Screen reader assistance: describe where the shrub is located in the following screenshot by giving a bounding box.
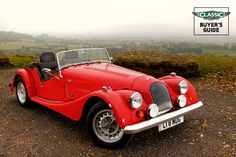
[114,52,200,77]
[0,57,14,67]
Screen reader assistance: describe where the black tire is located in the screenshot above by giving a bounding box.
[86,102,133,148]
[15,77,31,107]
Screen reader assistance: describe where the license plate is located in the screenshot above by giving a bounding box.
[158,116,184,132]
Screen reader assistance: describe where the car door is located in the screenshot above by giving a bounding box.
[31,68,66,101]
[37,72,66,101]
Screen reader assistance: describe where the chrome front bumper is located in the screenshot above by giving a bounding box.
[124,101,203,134]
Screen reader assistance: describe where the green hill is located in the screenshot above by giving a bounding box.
[0,31,33,42]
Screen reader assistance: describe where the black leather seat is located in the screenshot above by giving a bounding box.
[38,52,58,80]
[39,52,58,70]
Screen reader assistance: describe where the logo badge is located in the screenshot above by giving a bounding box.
[193,7,230,35]
[193,10,230,20]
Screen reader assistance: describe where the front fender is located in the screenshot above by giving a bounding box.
[84,89,148,128]
[159,75,199,107]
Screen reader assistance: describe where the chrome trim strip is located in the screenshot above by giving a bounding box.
[124,101,203,134]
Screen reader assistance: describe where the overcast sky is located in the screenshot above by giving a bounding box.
[0,0,235,37]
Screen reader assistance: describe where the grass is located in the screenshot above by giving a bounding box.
[0,53,37,67]
[186,55,236,81]
[203,49,236,56]
[8,55,37,67]
[0,40,93,51]
[0,40,43,50]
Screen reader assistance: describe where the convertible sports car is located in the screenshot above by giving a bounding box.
[9,48,203,148]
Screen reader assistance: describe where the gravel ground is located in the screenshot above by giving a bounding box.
[0,69,235,157]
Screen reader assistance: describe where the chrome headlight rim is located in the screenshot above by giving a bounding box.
[178,80,188,94]
[129,92,142,109]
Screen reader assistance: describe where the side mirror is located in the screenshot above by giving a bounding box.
[110,57,113,63]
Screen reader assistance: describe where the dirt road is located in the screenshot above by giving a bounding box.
[0,69,235,157]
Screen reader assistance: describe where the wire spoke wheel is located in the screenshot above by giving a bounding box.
[92,109,124,143]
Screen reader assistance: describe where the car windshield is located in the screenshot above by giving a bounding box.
[56,48,110,70]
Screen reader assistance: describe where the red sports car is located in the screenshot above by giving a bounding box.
[9,48,203,148]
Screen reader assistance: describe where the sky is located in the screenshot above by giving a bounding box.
[0,0,235,37]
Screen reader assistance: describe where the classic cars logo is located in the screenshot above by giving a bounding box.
[192,10,230,20]
[193,7,230,35]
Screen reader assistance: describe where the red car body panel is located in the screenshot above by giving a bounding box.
[10,62,199,128]
[11,68,37,97]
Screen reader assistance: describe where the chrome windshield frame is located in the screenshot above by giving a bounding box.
[56,48,111,78]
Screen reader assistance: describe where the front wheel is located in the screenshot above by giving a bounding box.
[86,102,132,148]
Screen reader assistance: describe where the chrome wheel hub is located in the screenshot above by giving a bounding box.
[16,82,26,104]
[93,109,124,143]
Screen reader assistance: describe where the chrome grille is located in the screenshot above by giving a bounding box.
[149,82,173,113]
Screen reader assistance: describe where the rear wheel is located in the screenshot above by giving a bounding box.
[16,77,31,107]
[86,102,132,148]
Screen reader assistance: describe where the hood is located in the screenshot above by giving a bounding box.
[62,63,146,90]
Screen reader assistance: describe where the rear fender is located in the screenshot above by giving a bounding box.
[10,68,36,97]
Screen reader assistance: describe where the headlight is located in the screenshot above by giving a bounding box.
[130,92,142,109]
[177,95,187,107]
[178,80,188,94]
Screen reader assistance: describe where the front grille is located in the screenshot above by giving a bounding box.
[149,82,173,113]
